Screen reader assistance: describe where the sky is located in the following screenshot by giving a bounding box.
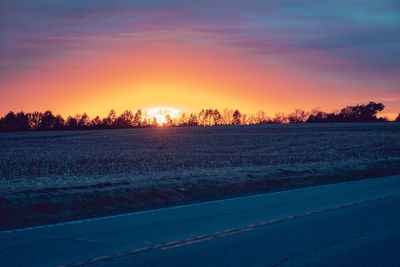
[1,0,399,118]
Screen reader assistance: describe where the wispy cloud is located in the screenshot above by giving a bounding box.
[1,0,399,81]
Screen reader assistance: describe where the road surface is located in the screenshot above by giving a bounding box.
[1,175,400,266]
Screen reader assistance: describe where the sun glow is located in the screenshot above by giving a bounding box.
[146,107,181,125]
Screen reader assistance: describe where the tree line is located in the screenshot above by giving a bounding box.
[0,101,397,132]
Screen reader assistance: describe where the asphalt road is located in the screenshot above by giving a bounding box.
[1,175,400,266]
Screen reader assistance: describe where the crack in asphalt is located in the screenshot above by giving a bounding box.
[60,193,400,267]
[272,221,400,266]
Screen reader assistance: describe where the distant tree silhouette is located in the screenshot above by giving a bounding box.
[28,112,42,129]
[53,115,65,130]
[0,101,392,132]
[396,113,400,122]
[232,110,241,125]
[345,102,384,122]
[77,113,90,129]
[66,116,77,129]
[306,111,328,123]
[273,112,287,124]
[288,109,308,123]
[204,109,212,125]
[151,117,158,127]
[198,109,206,125]
[91,116,103,129]
[39,111,57,130]
[165,114,173,127]
[247,114,257,125]
[213,109,222,125]
[194,109,223,126]
[15,112,30,131]
[115,110,133,128]
[141,117,149,127]
[103,109,116,128]
[133,109,143,127]
[188,113,199,126]
[0,111,29,131]
[307,101,385,123]
[178,113,188,126]
[221,109,233,125]
[241,114,249,125]
[256,111,268,124]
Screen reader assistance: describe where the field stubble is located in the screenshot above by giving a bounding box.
[1,123,400,230]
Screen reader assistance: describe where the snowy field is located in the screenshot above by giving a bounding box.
[1,123,400,230]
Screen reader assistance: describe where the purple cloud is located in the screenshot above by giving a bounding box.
[0,0,399,84]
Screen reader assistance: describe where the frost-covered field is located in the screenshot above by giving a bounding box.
[1,123,400,230]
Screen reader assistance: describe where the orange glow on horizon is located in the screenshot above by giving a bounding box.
[145,107,181,125]
[0,40,398,119]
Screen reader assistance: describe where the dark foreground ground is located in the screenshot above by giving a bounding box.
[0,123,400,230]
[1,175,399,266]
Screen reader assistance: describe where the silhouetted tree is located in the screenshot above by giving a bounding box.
[339,102,384,122]
[14,112,30,131]
[91,116,103,129]
[273,112,287,124]
[141,117,149,127]
[208,109,216,125]
[256,111,268,124]
[0,101,390,132]
[103,109,117,128]
[307,112,328,123]
[307,101,385,123]
[178,113,188,126]
[213,109,222,125]
[0,111,28,131]
[133,109,143,127]
[288,109,308,123]
[188,113,198,126]
[221,109,233,125]
[241,114,249,125]
[165,114,173,126]
[198,109,206,125]
[232,110,241,125]
[39,111,56,130]
[75,113,90,129]
[28,111,42,129]
[396,113,400,122]
[53,115,65,130]
[151,117,158,127]
[115,110,133,128]
[247,114,257,125]
[66,116,78,129]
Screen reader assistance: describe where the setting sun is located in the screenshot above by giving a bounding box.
[146,107,181,125]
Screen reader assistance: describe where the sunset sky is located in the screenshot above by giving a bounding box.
[1,1,399,118]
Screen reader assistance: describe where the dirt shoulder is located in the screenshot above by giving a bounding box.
[1,159,399,231]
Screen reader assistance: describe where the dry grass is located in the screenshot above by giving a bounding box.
[1,123,400,230]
